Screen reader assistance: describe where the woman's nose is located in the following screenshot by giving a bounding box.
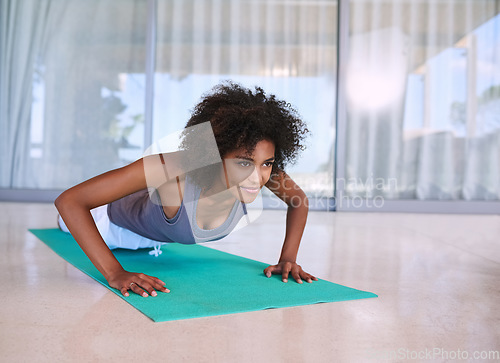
[247,167,261,184]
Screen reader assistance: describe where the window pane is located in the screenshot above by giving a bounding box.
[0,0,147,189]
[154,0,338,200]
[345,0,500,201]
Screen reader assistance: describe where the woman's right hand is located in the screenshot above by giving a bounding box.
[107,270,170,297]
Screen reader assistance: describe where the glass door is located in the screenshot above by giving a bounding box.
[336,0,500,212]
[152,0,339,209]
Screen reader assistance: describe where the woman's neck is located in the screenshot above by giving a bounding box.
[199,183,238,209]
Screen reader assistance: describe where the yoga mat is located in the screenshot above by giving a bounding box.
[30,228,377,322]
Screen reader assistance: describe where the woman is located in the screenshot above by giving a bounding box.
[55,81,317,298]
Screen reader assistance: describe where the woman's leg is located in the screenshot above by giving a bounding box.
[57,205,163,251]
[57,214,70,233]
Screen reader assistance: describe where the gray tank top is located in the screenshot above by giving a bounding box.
[107,175,247,244]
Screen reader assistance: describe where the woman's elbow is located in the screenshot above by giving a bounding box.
[287,193,309,210]
[54,192,65,212]
[301,195,309,210]
[54,190,74,213]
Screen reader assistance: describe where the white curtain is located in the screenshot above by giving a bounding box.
[0,0,146,189]
[3,0,499,202]
[154,0,338,198]
[0,1,57,188]
[346,0,500,200]
[1,0,338,197]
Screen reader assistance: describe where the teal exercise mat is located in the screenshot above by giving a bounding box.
[30,228,377,322]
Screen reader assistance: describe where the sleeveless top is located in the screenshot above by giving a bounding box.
[107,175,247,244]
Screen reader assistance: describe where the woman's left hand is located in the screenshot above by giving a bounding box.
[264,261,318,283]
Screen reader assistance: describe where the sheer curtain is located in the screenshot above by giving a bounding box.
[153,0,338,200]
[0,1,56,188]
[345,0,500,201]
[0,0,146,190]
[1,0,338,201]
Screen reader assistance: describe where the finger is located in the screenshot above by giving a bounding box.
[145,277,170,296]
[291,269,303,284]
[281,263,292,282]
[264,265,278,278]
[141,275,170,294]
[299,270,313,283]
[155,280,170,293]
[129,282,149,297]
[301,271,318,283]
[151,279,170,293]
[144,274,166,286]
[137,280,157,297]
[121,287,130,297]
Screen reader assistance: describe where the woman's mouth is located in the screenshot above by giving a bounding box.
[239,186,260,194]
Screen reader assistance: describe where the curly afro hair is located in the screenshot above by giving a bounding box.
[182,81,309,181]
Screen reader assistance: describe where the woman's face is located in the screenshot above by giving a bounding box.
[221,139,276,203]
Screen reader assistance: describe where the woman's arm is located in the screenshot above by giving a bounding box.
[263,171,318,283]
[55,154,181,297]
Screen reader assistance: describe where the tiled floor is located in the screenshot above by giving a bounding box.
[1,202,499,362]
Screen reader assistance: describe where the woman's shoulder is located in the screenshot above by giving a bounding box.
[142,150,190,188]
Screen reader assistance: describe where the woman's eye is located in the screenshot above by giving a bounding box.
[264,162,274,167]
[238,161,252,167]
